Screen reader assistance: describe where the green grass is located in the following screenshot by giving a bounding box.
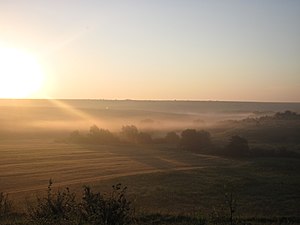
[1,139,299,224]
[93,157,299,218]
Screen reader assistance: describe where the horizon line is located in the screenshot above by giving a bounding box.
[0,98,299,104]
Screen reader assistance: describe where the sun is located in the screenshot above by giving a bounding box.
[0,47,45,98]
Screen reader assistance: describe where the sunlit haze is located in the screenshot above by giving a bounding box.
[0,0,299,101]
[0,45,45,98]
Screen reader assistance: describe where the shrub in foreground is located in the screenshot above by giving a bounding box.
[81,184,133,225]
[0,192,12,218]
[28,180,134,225]
[28,180,80,225]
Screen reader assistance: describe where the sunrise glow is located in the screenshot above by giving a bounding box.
[0,1,299,101]
[0,46,45,98]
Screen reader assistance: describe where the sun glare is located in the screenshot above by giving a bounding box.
[0,47,45,98]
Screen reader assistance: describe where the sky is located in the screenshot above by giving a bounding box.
[0,0,299,102]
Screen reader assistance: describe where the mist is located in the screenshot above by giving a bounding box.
[1,99,299,138]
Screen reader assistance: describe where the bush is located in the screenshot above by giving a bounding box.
[225,136,249,157]
[88,125,119,144]
[68,130,87,144]
[81,184,133,225]
[29,181,134,225]
[164,132,180,145]
[120,125,153,145]
[137,132,153,144]
[0,192,12,218]
[274,110,300,120]
[180,129,211,152]
[28,180,79,225]
[120,125,139,143]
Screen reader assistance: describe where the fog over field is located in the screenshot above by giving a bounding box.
[1,0,300,223]
[0,99,299,223]
[1,99,299,136]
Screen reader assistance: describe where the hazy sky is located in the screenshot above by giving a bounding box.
[0,0,299,101]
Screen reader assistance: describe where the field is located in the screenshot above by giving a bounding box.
[1,100,300,224]
[1,139,228,200]
[1,138,299,219]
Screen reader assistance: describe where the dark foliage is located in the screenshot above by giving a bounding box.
[243,111,300,123]
[68,130,87,144]
[65,123,299,159]
[0,192,12,218]
[88,125,119,144]
[274,111,300,120]
[120,125,153,145]
[180,129,212,152]
[28,180,79,225]
[28,181,134,225]
[224,136,249,157]
[228,111,300,145]
[67,125,120,145]
[137,132,153,144]
[1,181,300,225]
[164,132,180,145]
[81,184,133,225]
[120,125,139,143]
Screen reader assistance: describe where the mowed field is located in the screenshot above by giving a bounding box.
[1,138,299,218]
[0,138,228,195]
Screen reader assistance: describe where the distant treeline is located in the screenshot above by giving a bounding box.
[260,110,300,120]
[67,125,154,145]
[223,111,300,144]
[64,123,299,159]
[236,110,300,126]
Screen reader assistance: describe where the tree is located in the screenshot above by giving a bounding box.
[137,132,153,144]
[225,135,249,156]
[274,110,299,120]
[120,125,139,143]
[69,130,86,143]
[180,129,211,152]
[164,131,180,145]
[88,125,118,144]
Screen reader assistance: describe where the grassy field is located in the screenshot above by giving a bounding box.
[1,138,299,220]
[0,139,226,194]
